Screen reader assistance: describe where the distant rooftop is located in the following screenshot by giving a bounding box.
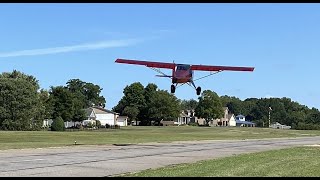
[236,120,255,125]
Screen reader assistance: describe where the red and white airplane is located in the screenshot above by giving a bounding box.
[115,58,254,95]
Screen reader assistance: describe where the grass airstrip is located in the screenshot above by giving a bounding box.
[1,126,320,177]
[0,126,320,150]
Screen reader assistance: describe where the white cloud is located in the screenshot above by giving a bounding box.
[0,38,142,58]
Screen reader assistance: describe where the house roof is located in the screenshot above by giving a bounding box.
[85,106,117,116]
[236,120,255,125]
[118,115,128,118]
[85,108,94,117]
[236,114,245,118]
[227,114,234,120]
[93,106,117,114]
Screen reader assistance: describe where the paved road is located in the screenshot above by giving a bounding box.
[0,136,320,177]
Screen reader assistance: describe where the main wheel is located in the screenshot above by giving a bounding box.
[196,86,201,95]
[171,84,176,93]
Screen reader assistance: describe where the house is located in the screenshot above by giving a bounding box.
[236,115,246,121]
[84,106,118,126]
[235,114,255,127]
[270,122,291,129]
[116,115,128,126]
[174,110,194,125]
[210,107,236,127]
[43,106,122,128]
[174,110,206,125]
[63,106,118,128]
[175,107,235,126]
[228,114,236,126]
[236,120,255,127]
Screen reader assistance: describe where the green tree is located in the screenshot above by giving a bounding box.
[51,116,65,131]
[180,99,198,111]
[66,79,106,108]
[147,90,180,125]
[112,97,127,114]
[112,82,146,118]
[123,106,140,125]
[139,83,158,123]
[195,90,224,125]
[0,70,43,130]
[220,95,244,115]
[83,82,106,108]
[39,89,53,120]
[49,86,74,122]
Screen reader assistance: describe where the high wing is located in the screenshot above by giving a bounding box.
[191,64,254,72]
[115,58,176,69]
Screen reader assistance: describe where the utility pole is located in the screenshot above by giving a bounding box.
[268,106,272,128]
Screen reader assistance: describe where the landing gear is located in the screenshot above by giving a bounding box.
[190,80,201,95]
[171,84,176,93]
[196,86,201,95]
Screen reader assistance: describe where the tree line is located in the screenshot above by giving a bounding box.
[0,70,105,130]
[0,70,319,131]
[113,82,320,130]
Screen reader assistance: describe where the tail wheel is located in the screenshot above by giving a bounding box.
[196,86,201,95]
[171,84,176,93]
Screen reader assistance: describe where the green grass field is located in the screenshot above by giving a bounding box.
[0,126,320,150]
[121,146,320,177]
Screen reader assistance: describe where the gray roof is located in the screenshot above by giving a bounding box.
[93,106,117,114]
[85,106,117,116]
[85,108,94,117]
[236,115,245,118]
[236,120,255,125]
[227,114,234,120]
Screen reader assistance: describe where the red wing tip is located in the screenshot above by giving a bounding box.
[115,58,128,63]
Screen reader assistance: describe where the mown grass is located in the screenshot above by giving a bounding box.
[121,146,320,177]
[0,126,320,150]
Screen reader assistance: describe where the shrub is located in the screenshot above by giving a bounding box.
[51,117,65,131]
[96,120,101,128]
[105,124,110,128]
[188,122,199,126]
[76,124,83,130]
[87,122,93,128]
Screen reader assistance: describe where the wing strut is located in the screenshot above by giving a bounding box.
[193,70,223,82]
[149,67,172,82]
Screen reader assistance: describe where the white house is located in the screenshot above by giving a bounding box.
[236,115,246,121]
[175,107,236,126]
[85,106,117,126]
[235,114,255,127]
[211,107,236,127]
[175,110,194,125]
[43,106,120,128]
[116,115,128,126]
[228,114,236,126]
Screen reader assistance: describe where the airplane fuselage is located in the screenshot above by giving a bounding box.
[172,64,193,84]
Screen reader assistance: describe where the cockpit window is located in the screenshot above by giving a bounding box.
[177,65,189,70]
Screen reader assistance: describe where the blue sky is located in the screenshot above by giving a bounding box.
[0,3,319,110]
